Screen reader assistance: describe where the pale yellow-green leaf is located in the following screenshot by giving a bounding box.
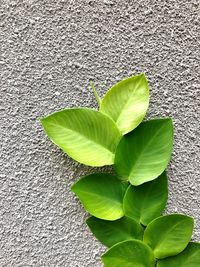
[41,108,121,166]
[100,73,149,135]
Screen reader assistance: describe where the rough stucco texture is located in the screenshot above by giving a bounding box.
[0,0,199,266]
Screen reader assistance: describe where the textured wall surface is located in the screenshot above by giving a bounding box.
[0,0,199,266]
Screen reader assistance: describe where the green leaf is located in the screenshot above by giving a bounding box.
[86,216,144,247]
[157,242,200,267]
[101,240,155,267]
[71,173,128,220]
[143,214,194,259]
[41,108,121,167]
[115,118,173,185]
[100,73,149,135]
[123,172,168,226]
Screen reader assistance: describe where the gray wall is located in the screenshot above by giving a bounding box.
[1,0,199,266]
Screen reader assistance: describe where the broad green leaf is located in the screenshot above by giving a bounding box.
[71,173,128,220]
[143,214,194,259]
[102,240,155,267]
[86,216,144,247]
[100,73,149,135]
[115,118,173,185]
[41,108,121,167]
[123,172,168,226]
[157,242,200,267]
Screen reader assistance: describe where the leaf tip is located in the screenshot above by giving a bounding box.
[139,72,146,78]
[85,217,92,226]
[137,73,148,83]
[39,116,45,124]
[70,183,77,193]
[162,117,173,125]
[85,217,89,224]
[39,114,50,126]
[189,216,195,225]
[39,116,49,131]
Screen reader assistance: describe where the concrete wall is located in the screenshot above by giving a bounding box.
[1,0,199,266]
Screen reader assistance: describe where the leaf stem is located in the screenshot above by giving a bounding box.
[89,80,102,108]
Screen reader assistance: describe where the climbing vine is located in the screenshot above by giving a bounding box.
[41,74,200,266]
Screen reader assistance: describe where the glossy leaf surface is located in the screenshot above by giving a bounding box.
[100,74,149,135]
[157,242,200,267]
[71,173,128,220]
[86,216,144,247]
[102,240,155,267]
[115,119,173,185]
[123,172,168,225]
[143,214,194,259]
[41,108,121,167]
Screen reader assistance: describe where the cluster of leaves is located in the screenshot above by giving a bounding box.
[41,74,200,266]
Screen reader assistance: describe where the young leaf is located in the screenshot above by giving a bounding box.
[143,214,194,259]
[100,73,149,135]
[101,240,155,267]
[115,118,173,185]
[41,108,121,167]
[86,216,144,247]
[71,173,128,221]
[123,172,168,226]
[157,242,200,267]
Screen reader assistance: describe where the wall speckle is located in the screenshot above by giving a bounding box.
[0,0,199,266]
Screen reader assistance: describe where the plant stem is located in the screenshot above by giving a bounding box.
[89,80,102,108]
